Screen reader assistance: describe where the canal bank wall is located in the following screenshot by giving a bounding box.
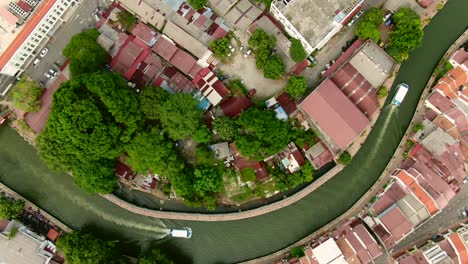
[102,164,344,221]
[0,182,72,232]
[243,27,468,264]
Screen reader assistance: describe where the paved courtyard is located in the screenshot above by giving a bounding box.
[218,53,287,100]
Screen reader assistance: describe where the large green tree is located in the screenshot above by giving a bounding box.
[0,197,24,220]
[235,108,291,160]
[63,29,108,76]
[193,166,222,197]
[263,54,285,79]
[126,127,185,177]
[355,8,384,42]
[138,86,169,120]
[188,0,207,10]
[249,28,276,50]
[56,232,123,264]
[285,75,307,98]
[159,93,204,140]
[213,116,239,141]
[11,76,43,112]
[210,37,231,59]
[290,39,307,62]
[138,249,173,264]
[36,72,142,193]
[388,8,423,62]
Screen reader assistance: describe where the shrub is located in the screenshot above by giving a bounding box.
[210,37,231,59]
[290,247,305,258]
[377,86,388,98]
[338,151,352,165]
[285,75,307,98]
[412,123,424,133]
[12,76,43,112]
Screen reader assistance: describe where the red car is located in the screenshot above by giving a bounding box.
[247,89,256,98]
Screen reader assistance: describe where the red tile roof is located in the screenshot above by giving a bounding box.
[447,233,468,264]
[152,36,178,61]
[418,0,433,7]
[378,206,413,243]
[0,0,58,71]
[169,49,197,75]
[434,67,468,103]
[300,79,369,151]
[229,143,269,180]
[371,182,408,215]
[47,228,61,242]
[426,91,457,113]
[131,22,158,45]
[115,161,134,180]
[277,92,297,115]
[18,0,32,12]
[450,48,468,66]
[219,96,253,117]
[293,60,310,75]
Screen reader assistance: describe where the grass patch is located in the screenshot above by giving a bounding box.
[14,119,34,135]
[229,79,248,96]
[433,60,453,85]
[231,186,253,203]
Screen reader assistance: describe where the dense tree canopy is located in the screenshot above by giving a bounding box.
[192,125,213,144]
[210,37,231,59]
[126,127,185,176]
[138,249,173,264]
[12,76,43,112]
[138,86,169,120]
[273,162,314,191]
[188,0,207,10]
[387,8,423,62]
[249,29,285,79]
[0,197,24,220]
[159,93,204,140]
[36,72,142,193]
[63,29,108,76]
[235,108,291,160]
[57,232,122,264]
[263,54,285,79]
[213,116,239,141]
[193,166,222,198]
[355,8,384,42]
[290,39,307,62]
[249,28,276,50]
[285,75,307,98]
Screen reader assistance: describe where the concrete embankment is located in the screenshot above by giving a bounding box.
[102,165,344,221]
[0,182,72,232]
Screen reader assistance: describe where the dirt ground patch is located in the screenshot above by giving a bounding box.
[218,53,287,100]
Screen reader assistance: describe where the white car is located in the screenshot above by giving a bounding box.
[244,49,252,57]
[347,18,356,27]
[355,10,364,19]
[44,72,52,78]
[33,59,41,68]
[228,44,235,52]
[40,48,48,57]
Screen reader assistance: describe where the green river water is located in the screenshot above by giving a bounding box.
[0,1,467,263]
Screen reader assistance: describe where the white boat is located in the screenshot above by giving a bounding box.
[169,227,192,239]
[392,83,409,106]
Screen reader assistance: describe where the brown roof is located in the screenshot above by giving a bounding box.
[152,36,178,61]
[372,182,408,215]
[219,96,253,117]
[300,79,369,151]
[450,48,468,66]
[169,49,198,75]
[378,206,413,242]
[131,21,158,45]
[276,92,297,115]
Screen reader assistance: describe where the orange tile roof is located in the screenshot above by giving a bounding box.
[434,67,468,103]
[448,233,468,264]
[395,170,439,215]
[0,0,57,71]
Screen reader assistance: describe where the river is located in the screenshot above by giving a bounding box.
[0,1,467,263]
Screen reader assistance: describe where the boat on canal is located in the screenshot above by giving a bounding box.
[169,227,192,239]
[392,83,409,106]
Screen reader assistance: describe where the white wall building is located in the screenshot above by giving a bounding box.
[0,0,79,77]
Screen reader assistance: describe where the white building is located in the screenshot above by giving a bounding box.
[270,0,363,54]
[0,0,79,78]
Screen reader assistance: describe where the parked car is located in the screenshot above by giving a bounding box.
[247,89,256,98]
[240,46,245,51]
[385,18,393,27]
[53,62,61,71]
[39,81,46,87]
[325,63,331,69]
[462,210,467,218]
[383,12,393,22]
[40,48,48,57]
[44,72,52,78]
[228,44,235,52]
[92,12,100,22]
[244,49,252,57]
[354,10,364,19]
[463,178,468,184]
[219,75,229,81]
[49,69,57,76]
[33,58,41,68]
[347,18,356,27]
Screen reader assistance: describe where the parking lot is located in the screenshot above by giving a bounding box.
[25,0,112,87]
[219,51,287,100]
